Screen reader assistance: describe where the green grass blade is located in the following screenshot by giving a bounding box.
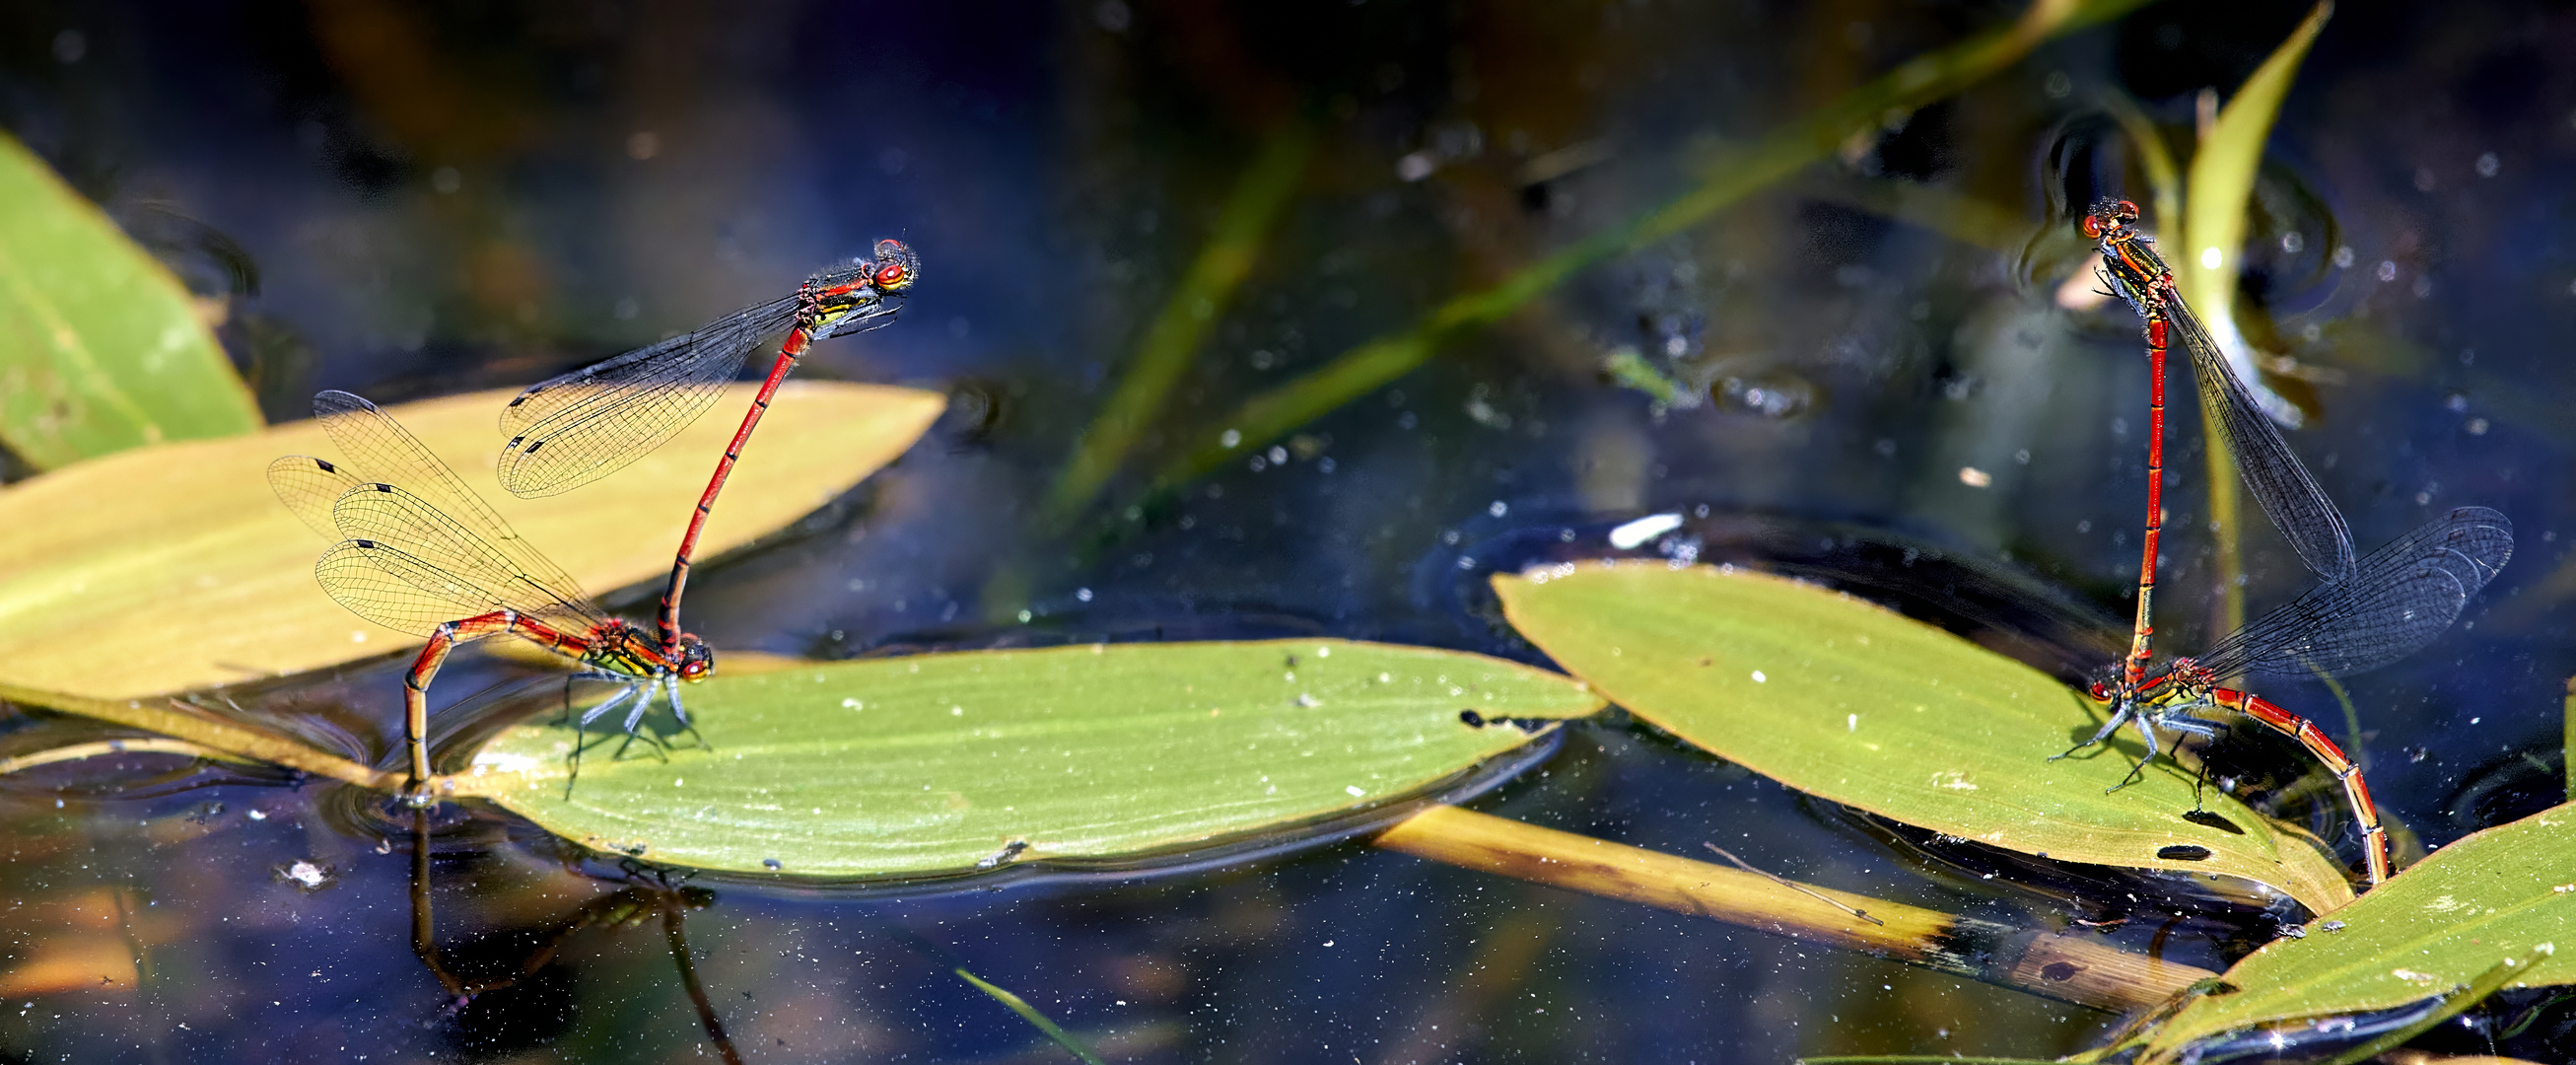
[2180,2,2331,323]
[953,967,1110,1065]
[2179,2,2332,635]
[1042,123,1315,528]
[1138,0,2151,507]
[0,132,263,468]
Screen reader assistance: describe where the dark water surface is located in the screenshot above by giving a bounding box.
[4,1,2575,1060]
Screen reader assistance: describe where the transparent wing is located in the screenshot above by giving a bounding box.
[315,538,524,638]
[310,390,590,604]
[328,481,601,632]
[2193,506,2513,681]
[493,296,799,498]
[2165,297,2358,583]
[266,455,364,539]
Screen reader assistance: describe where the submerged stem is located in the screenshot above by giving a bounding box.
[1376,805,2213,1013]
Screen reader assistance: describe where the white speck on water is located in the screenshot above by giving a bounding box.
[246,809,268,820]
[280,860,331,889]
[1957,466,1990,488]
[1608,513,1684,549]
[1488,501,1508,518]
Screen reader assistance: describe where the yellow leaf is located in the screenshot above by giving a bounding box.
[0,381,943,701]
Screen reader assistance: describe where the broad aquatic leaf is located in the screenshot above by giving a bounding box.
[448,640,1603,879]
[0,381,943,701]
[1494,561,2355,914]
[2140,802,2576,1057]
[0,132,263,467]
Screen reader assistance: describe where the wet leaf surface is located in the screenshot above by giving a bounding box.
[2142,802,2576,1058]
[0,382,944,701]
[453,640,1603,879]
[0,132,263,467]
[1494,561,2355,914]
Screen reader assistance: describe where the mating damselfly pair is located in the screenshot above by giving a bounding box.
[272,242,919,800]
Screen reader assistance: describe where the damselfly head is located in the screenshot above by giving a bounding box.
[2080,198,2140,240]
[673,635,714,681]
[869,238,920,293]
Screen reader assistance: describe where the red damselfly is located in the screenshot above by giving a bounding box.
[494,241,920,654]
[270,390,712,800]
[2058,505,2512,886]
[2081,199,2356,691]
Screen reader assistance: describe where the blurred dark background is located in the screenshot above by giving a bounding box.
[5,0,2576,1060]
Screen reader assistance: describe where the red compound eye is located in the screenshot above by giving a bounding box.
[2079,215,2107,240]
[873,261,909,288]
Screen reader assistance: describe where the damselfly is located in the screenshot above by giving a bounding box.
[2060,505,2512,886]
[272,390,711,800]
[494,241,921,655]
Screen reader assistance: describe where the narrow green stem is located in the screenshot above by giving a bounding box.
[953,966,1109,1065]
[1042,123,1315,528]
[1133,0,2149,510]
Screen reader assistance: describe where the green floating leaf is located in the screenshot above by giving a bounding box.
[0,131,263,468]
[2140,802,2576,1057]
[0,382,943,703]
[1494,561,2354,914]
[452,640,1604,879]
